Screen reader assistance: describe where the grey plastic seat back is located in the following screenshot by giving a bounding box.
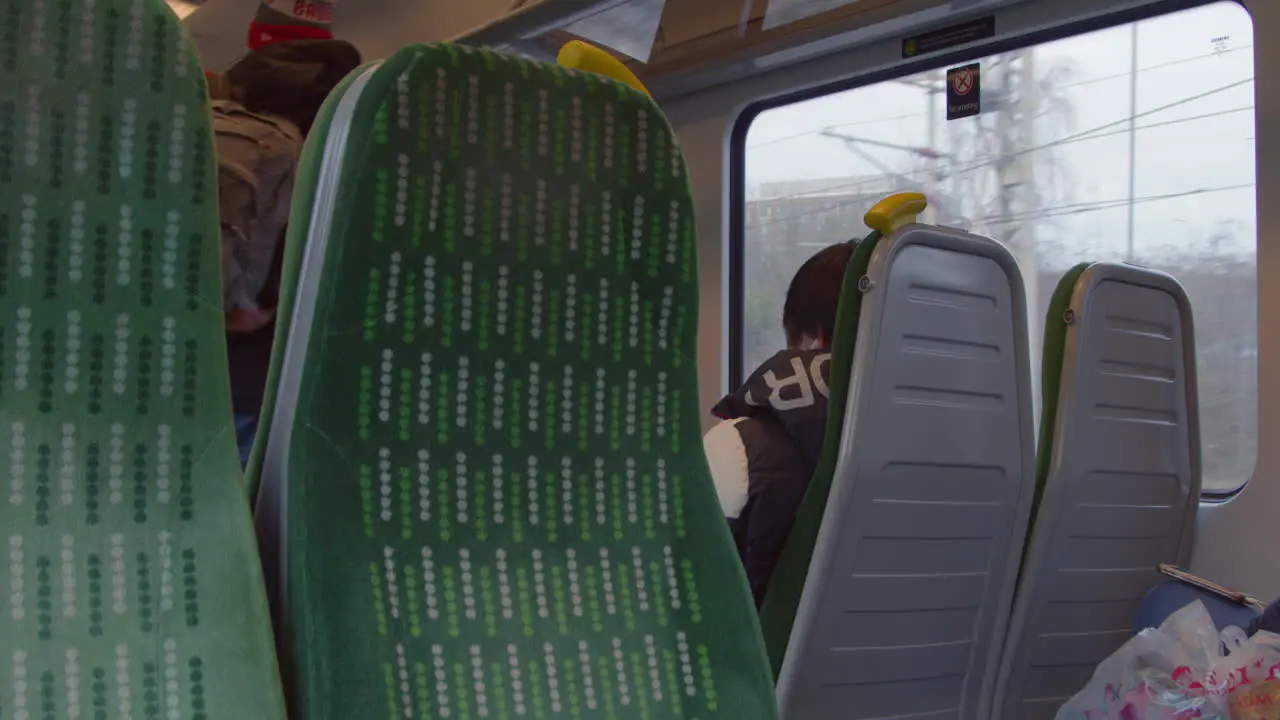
[777,225,1037,720]
[994,262,1200,720]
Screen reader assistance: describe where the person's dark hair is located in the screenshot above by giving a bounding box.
[782,242,856,349]
[224,39,362,135]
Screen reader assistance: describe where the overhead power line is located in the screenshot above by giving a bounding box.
[747,112,921,150]
[744,76,1253,225]
[747,183,1254,244]
[747,170,1253,234]
[745,43,1252,151]
[973,182,1255,227]
[942,77,1253,181]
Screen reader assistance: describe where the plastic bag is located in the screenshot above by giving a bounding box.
[1217,628,1280,718]
[1056,601,1280,719]
[1232,678,1280,719]
[1055,601,1232,719]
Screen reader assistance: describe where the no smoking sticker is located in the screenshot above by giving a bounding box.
[946,63,981,120]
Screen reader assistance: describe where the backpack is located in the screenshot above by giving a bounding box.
[222,39,362,135]
[213,99,303,313]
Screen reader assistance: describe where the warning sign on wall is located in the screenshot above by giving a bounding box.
[946,63,981,121]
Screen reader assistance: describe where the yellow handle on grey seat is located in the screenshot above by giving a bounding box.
[557,40,650,97]
[864,192,928,234]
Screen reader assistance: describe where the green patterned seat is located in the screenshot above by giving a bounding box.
[250,44,778,717]
[0,0,288,718]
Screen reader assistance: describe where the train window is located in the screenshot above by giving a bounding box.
[737,1,1255,494]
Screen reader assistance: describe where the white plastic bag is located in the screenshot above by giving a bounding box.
[1215,628,1280,718]
[1055,601,1232,720]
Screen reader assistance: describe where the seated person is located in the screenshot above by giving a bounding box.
[1251,597,1280,636]
[703,242,854,606]
[210,35,362,466]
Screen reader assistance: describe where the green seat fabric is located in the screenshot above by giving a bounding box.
[1030,262,1090,532]
[0,1,288,718]
[252,44,778,718]
[757,231,881,678]
[244,61,376,500]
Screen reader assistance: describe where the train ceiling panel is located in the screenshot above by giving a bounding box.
[177,0,1029,84]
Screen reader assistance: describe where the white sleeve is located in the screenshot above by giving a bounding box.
[702,418,750,520]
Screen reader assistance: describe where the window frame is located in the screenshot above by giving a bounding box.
[727,0,1254,499]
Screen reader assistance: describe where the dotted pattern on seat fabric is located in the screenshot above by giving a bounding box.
[273,45,777,718]
[0,0,289,717]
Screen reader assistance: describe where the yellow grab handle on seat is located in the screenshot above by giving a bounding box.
[557,40,650,97]
[864,192,928,234]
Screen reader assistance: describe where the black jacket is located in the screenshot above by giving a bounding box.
[704,349,831,607]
